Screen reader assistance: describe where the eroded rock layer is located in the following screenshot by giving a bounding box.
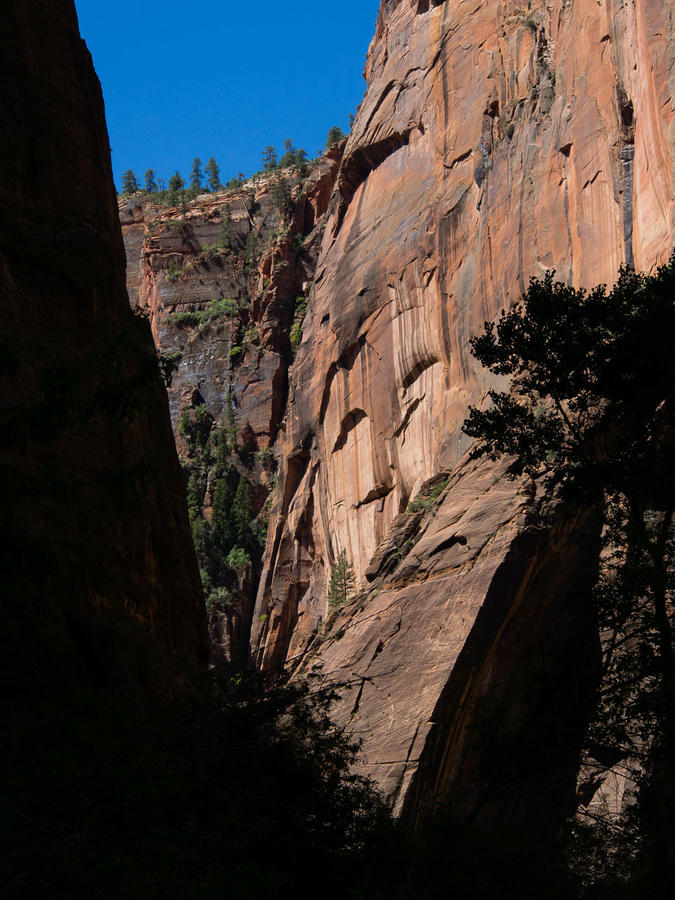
[0,0,207,694]
[124,151,342,664]
[251,0,674,820]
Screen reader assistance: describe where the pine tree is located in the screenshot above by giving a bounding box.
[261,146,278,171]
[168,171,185,208]
[168,171,184,194]
[232,478,253,546]
[325,126,345,150]
[328,549,355,610]
[144,168,157,193]
[205,156,220,192]
[190,157,203,192]
[273,176,293,220]
[279,139,296,168]
[121,169,139,195]
[210,475,235,570]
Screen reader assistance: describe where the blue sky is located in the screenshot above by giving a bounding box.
[74,0,381,190]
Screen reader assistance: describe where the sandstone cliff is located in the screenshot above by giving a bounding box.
[117,0,674,841]
[0,0,207,695]
[247,0,673,828]
[124,151,343,665]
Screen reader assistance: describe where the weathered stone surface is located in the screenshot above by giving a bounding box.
[0,0,207,694]
[119,195,161,305]
[130,154,342,441]
[121,154,344,665]
[251,0,674,822]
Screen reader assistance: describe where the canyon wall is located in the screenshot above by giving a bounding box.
[248,0,674,825]
[126,151,343,664]
[0,0,207,697]
[118,0,674,834]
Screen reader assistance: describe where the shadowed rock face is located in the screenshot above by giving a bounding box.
[249,0,673,823]
[0,0,207,695]
[120,153,343,667]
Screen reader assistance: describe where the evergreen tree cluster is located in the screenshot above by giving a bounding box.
[119,155,224,201]
[118,124,348,202]
[179,399,265,611]
[262,138,309,172]
[328,549,355,610]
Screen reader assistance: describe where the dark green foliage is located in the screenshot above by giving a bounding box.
[407,477,448,513]
[1,672,402,899]
[168,170,185,193]
[261,145,278,171]
[180,407,262,602]
[463,256,675,895]
[210,474,235,564]
[325,126,345,149]
[279,139,309,170]
[168,170,186,207]
[279,138,296,168]
[463,259,675,499]
[290,296,307,355]
[227,545,250,569]
[232,478,253,545]
[328,549,355,610]
[226,172,247,190]
[245,228,257,273]
[205,156,221,192]
[157,350,180,386]
[166,298,239,329]
[179,403,213,449]
[143,168,157,192]
[273,175,294,220]
[167,309,200,327]
[165,259,182,282]
[121,168,139,195]
[190,156,203,193]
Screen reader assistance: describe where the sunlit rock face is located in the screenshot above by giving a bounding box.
[0,0,208,694]
[250,0,673,821]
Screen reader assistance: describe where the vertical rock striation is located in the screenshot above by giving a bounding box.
[0,0,207,696]
[250,0,674,824]
[121,153,343,666]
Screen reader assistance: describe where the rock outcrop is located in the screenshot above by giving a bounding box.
[248,0,674,827]
[115,0,673,838]
[124,151,343,665]
[0,0,207,696]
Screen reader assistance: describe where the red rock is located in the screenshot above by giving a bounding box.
[251,0,673,827]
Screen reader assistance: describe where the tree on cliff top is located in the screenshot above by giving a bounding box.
[167,170,186,209]
[262,145,278,171]
[143,168,157,193]
[190,157,203,193]
[120,168,139,195]
[325,126,345,149]
[463,255,675,894]
[205,156,220,192]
